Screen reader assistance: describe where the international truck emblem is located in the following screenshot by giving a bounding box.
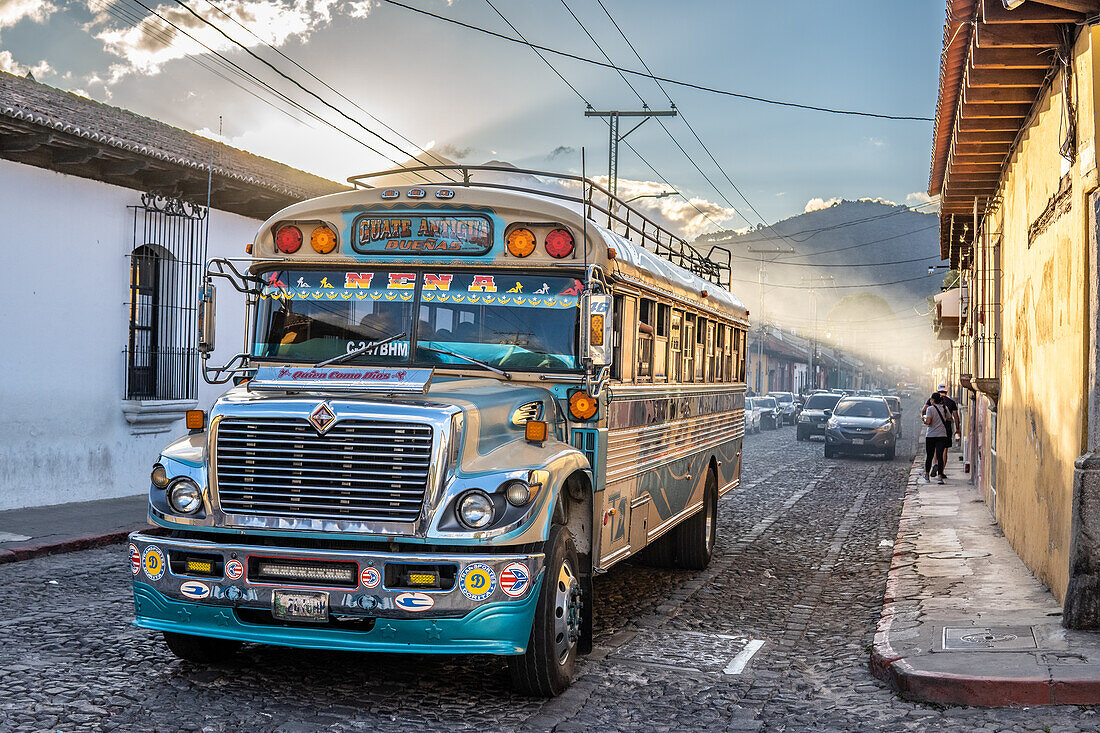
[309,403,336,434]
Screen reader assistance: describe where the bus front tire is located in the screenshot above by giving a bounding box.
[509,524,581,697]
[670,470,718,571]
[162,631,241,664]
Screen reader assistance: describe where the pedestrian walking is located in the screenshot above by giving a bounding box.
[923,392,951,484]
[922,383,962,478]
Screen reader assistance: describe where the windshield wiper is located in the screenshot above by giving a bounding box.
[420,346,511,379]
[317,332,406,367]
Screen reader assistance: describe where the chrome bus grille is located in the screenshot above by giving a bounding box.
[215,417,433,523]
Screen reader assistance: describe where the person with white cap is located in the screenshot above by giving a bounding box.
[922,383,962,479]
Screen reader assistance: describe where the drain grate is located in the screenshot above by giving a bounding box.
[941,626,1038,651]
[610,630,764,674]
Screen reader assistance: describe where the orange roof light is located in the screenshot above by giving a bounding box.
[525,420,548,443]
[507,228,536,257]
[185,410,205,430]
[310,225,337,254]
[569,391,598,420]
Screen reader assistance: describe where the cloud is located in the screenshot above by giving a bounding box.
[858,196,897,206]
[548,145,577,159]
[0,0,57,30]
[83,0,372,81]
[0,50,51,78]
[605,177,739,239]
[436,143,472,160]
[804,197,841,213]
[907,191,940,211]
[866,137,886,148]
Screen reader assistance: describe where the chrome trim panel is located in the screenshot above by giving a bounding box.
[605,410,741,485]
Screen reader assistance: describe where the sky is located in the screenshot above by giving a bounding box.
[0,0,945,238]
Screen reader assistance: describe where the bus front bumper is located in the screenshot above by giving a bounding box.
[129,531,543,655]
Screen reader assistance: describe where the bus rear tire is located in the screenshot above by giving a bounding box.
[509,524,581,697]
[670,470,718,571]
[162,631,241,664]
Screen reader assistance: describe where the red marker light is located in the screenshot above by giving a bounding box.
[275,225,303,254]
[545,228,574,259]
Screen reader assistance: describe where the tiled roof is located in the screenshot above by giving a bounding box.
[0,71,348,217]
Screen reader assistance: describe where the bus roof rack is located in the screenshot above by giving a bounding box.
[347,165,732,289]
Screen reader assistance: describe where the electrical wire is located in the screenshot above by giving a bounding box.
[382,0,934,121]
[730,271,939,290]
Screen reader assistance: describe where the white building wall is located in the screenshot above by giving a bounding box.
[0,159,259,510]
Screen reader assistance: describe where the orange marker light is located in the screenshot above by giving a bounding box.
[507,228,536,257]
[525,420,548,443]
[569,392,598,420]
[310,225,337,254]
[185,410,205,430]
[590,314,604,346]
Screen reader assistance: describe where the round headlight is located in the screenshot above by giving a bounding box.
[151,463,169,488]
[458,490,494,529]
[168,479,203,514]
[504,480,532,507]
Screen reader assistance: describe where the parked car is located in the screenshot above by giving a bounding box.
[744,397,762,434]
[796,392,844,441]
[881,395,903,436]
[824,397,897,460]
[767,391,797,425]
[755,396,780,430]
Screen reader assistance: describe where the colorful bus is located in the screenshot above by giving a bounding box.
[128,166,748,696]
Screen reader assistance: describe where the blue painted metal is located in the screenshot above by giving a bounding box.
[132,579,541,656]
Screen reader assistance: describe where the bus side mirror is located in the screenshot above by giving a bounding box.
[582,293,613,368]
[198,283,216,355]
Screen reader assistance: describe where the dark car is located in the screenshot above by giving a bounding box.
[880,395,903,436]
[796,392,843,441]
[767,391,797,425]
[755,396,780,430]
[824,397,896,460]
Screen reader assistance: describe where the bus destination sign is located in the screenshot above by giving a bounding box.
[352,214,492,256]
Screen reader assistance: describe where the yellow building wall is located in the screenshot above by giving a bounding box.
[992,30,1097,602]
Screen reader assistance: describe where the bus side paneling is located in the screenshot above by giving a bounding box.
[596,385,744,569]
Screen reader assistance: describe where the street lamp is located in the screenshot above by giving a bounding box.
[624,191,676,203]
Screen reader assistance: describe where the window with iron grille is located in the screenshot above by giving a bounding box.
[975,230,1001,383]
[124,193,207,401]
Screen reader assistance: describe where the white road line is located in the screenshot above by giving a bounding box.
[723,639,765,675]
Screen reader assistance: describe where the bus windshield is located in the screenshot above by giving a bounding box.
[253,269,583,371]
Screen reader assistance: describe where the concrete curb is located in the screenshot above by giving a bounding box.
[0,526,146,565]
[869,455,1100,706]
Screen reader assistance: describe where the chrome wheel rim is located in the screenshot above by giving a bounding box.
[552,558,581,666]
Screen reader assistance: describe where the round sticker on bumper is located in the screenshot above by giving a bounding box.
[500,562,531,597]
[459,563,496,602]
[394,592,434,612]
[180,581,210,599]
[129,544,141,576]
[224,559,243,580]
[361,566,381,589]
[142,545,165,582]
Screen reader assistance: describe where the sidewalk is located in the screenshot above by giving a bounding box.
[0,494,148,563]
[871,449,1100,706]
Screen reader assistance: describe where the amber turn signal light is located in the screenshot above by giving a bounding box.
[525,420,548,443]
[590,314,604,346]
[506,227,536,257]
[185,410,205,430]
[310,225,337,254]
[569,391,598,420]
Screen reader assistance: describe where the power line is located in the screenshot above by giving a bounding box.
[169,0,443,181]
[382,0,934,122]
[199,0,453,171]
[730,271,939,290]
[734,254,938,269]
[483,0,729,234]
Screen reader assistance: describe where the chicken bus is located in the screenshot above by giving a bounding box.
[128,166,748,696]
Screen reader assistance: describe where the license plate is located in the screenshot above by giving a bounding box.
[272,590,329,623]
[816,422,825,427]
[851,438,864,445]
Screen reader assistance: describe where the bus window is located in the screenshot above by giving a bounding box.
[654,302,670,381]
[669,310,682,382]
[714,324,725,382]
[683,314,695,382]
[723,325,734,383]
[638,299,655,381]
[737,328,747,382]
[706,321,716,382]
[694,317,706,382]
[613,294,637,382]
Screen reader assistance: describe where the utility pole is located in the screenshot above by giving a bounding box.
[800,275,835,392]
[584,107,677,199]
[747,246,792,393]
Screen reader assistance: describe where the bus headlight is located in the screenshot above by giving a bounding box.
[457,490,494,529]
[504,480,533,507]
[168,478,203,514]
[151,463,169,488]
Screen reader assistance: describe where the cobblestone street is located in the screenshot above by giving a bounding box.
[2,404,1096,731]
